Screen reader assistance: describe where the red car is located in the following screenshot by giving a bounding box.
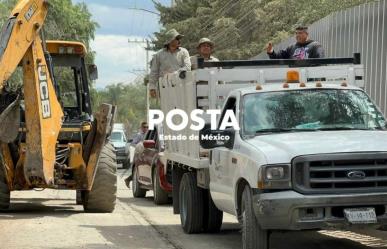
[131,125,172,205]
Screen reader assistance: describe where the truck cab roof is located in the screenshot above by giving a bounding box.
[236,82,362,96]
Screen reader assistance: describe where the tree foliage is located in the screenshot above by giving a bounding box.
[0,0,97,54]
[91,80,149,134]
[153,0,374,59]
[0,0,98,102]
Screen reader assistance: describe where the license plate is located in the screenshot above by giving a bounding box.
[344,208,377,224]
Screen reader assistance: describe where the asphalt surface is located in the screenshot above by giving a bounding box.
[0,168,387,249]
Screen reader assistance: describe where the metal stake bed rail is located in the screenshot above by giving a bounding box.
[198,53,361,68]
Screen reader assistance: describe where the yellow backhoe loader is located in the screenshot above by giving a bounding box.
[0,0,117,212]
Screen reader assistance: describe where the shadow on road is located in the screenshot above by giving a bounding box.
[80,224,175,249]
[118,196,172,208]
[0,197,82,219]
[73,223,387,249]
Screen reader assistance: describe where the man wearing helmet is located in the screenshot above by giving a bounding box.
[190,37,219,70]
[149,29,191,98]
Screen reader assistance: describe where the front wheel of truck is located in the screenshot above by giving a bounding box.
[241,186,269,249]
[203,190,223,233]
[179,172,204,233]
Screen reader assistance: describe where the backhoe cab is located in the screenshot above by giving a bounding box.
[0,0,117,213]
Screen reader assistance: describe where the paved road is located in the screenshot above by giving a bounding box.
[1,169,387,249]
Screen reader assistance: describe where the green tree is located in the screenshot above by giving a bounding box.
[92,80,148,135]
[153,0,375,59]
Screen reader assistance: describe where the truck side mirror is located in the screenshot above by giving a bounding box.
[199,128,235,149]
[88,64,98,81]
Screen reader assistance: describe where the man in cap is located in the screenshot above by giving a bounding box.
[190,38,219,70]
[266,26,325,59]
[149,29,191,98]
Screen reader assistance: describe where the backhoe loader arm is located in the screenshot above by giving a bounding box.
[0,0,63,186]
[0,0,46,85]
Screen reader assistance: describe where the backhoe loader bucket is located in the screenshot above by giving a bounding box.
[0,93,19,143]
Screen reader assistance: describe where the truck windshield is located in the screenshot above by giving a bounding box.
[243,89,386,135]
[111,131,124,142]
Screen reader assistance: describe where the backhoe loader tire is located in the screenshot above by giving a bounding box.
[122,159,131,169]
[83,143,117,213]
[0,164,10,211]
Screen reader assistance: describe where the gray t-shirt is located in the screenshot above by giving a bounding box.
[149,47,191,91]
[131,131,146,145]
[190,55,219,70]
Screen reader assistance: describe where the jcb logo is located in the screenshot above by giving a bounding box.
[24,2,37,21]
[38,66,51,119]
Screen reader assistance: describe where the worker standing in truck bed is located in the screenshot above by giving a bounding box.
[149,29,191,99]
[190,38,219,70]
[266,26,325,59]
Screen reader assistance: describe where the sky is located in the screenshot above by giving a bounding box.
[71,0,171,88]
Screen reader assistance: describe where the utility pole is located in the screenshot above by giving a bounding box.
[171,0,176,7]
[128,38,152,119]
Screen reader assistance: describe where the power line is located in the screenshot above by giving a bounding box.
[212,2,262,48]
[210,2,255,41]
[200,0,240,33]
[128,38,153,118]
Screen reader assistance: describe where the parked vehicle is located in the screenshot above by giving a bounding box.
[131,125,172,205]
[111,129,131,169]
[158,55,387,248]
[113,123,125,131]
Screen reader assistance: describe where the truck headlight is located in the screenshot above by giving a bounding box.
[258,164,291,189]
[266,166,285,180]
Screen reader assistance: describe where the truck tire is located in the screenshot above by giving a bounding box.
[132,165,146,198]
[153,166,169,205]
[122,158,131,169]
[76,190,83,205]
[241,186,269,249]
[0,164,10,211]
[83,143,117,213]
[179,172,204,234]
[76,190,88,205]
[203,190,223,233]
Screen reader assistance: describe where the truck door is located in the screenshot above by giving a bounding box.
[138,129,157,186]
[210,96,238,214]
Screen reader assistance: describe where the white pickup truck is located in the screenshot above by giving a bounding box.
[158,55,387,249]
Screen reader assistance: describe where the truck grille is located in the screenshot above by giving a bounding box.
[293,153,387,194]
[115,147,126,156]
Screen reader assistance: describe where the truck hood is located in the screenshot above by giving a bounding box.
[245,131,387,164]
[111,141,127,148]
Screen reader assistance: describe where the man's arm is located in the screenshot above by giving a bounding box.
[131,133,141,146]
[266,42,291,59]
[268,48,291,59]
[149,54,160,91]
[190,55,197,70]
[313,42,325,58]
[179,48,192,72]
